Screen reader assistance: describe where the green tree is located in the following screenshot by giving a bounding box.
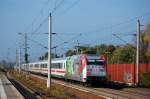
[78,46,90,53]
[144,22,150,62]
[107,44,116,52]
[109,45,135,64]
[140,23,150,63]
[140,32,149,63]
[39,52,57,60]
[145,22,150,41]
[95,44,108,54]
[145,49,150,61]
[65,50,76,56]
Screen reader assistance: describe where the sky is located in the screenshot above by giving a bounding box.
[0,0,150,62]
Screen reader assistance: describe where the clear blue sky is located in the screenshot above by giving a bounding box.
[0,0,150,62]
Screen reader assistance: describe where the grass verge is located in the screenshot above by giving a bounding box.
[9,70,77,99]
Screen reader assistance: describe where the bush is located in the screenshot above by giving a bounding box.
[141,72,150,88]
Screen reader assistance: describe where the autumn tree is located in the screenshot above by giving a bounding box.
[139,32,149,63]
[39,52,58,60]
[109,45,135,64]
[65,49,76,56]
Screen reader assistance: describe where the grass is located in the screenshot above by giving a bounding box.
[9,70,77,99]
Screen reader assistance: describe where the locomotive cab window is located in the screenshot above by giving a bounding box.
[87,60,105,65]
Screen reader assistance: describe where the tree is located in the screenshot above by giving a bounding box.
[39,52,58,60]
[130,21,150,63]
[145,49,150,61]
[78,46,91,54]
[144,22,150,62]
[138,32,149,63]
[107,44,116,52]
[132,22,150,63]
[65,50,76,56]
[109,45,135,64]
[95,44,107,54]
[145,22,150,39]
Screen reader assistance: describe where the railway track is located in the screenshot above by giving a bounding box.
[30,73,150,99]
[122,88,150,96]
[94,88,150,99]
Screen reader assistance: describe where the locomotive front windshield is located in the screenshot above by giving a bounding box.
[87,59,105,65]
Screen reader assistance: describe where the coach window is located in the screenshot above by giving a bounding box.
[40,64,42,68]
[52,63,62,69]
[56,63,60,68]
[59,63,63,69]
[35,64,39,68]
[41,64,47,68]
[51,63,55,68]
[42,64,45,68]
[44,64,47,68]
[30,64,33,68]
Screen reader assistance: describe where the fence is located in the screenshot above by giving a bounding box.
[107,64,150,85]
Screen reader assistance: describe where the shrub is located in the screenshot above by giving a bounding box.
[140,72,150,88]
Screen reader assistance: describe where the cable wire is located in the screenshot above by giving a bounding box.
[25,0,51,33]
[84,12,150,34]
[51,0,65,14]
[57,0,80,16]
[31,15,49,35]
[27,37,48,49]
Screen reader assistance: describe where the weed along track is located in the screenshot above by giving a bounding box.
[9,71,104,99]
[9,70,150,99]
[27,72,150,99]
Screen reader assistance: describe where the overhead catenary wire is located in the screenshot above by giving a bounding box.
[26,3,150,59]
[27,37,48,49]
[31,5,150,36]
[31,16,49,35]
[28,0,80,36]
[54,11,150,50]
[31,0,65,35]
[24,31,83,58]
[40,11,150,54]
[53,32,82,45]
[31,0,150,37]
[25,0,51,33]
[56,0,80,16]
[54,33,82,48]
[27,35,64,50]
[72,12,150,47]
[84,12,150,35]
[31,0,81,36]
[51,0,65,14]
[112,33,136,48]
